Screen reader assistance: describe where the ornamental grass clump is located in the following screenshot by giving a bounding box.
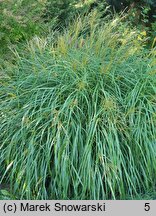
[0,13,156,199]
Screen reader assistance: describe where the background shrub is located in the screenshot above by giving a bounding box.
[0,0,47,61]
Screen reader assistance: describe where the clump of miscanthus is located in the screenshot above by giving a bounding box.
[0,12,156,199]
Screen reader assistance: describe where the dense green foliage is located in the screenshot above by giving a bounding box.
[43,0,156,47]
[0,0,155,59]
[43,0,78,28]
[0,14,156,199]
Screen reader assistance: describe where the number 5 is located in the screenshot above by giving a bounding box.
[144,203,150,211]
